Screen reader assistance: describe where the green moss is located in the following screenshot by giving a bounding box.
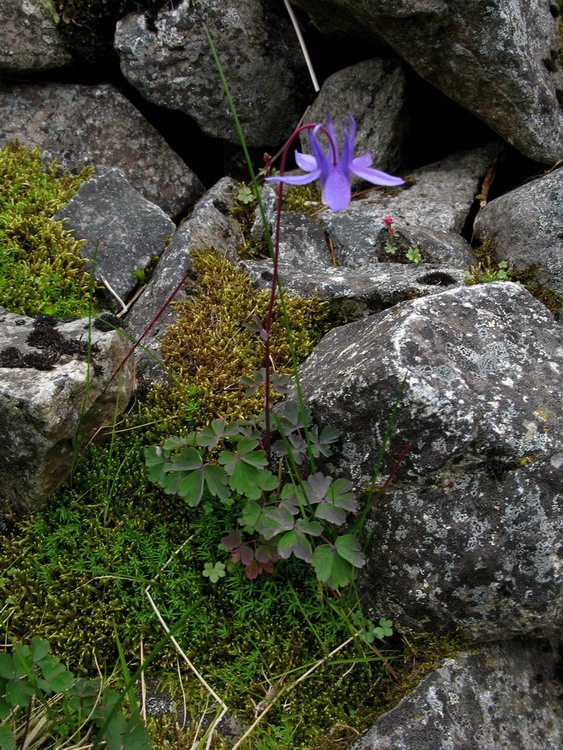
[0,142,94,317]
[149,248,343,427]
[467,238,563,317]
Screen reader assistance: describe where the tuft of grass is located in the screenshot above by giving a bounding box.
[0,142,94,318]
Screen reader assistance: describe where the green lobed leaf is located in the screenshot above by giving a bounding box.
[30,637,50,664]
[5,678,34,707]
[177,469,204,506]
[203,463,230,501]
[335,534,365,568]
[164,447,202,472]
[0,725,16,750]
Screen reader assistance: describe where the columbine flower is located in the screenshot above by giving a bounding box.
[266,114,404,211]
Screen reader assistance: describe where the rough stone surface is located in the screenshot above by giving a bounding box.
[126,177,243,383]
[0,0,73,72]
[0,81,204,218]
[252,210,331,268]
[55,168,176,313]
[243,259,466,318]
[0,311,134,514]
[351,639,563,750]
[292,0,563,164]
[300,58,410,177]
[474,167,563,304]
[332,222,475,270]
[288,283,562,640]
[318,144,496,240]
[115,0,307,147]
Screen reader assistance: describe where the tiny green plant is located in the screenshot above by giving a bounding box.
[383,215,398,254]
[406,247,422,264]
[0,637,151,750]
[465,259,511,284]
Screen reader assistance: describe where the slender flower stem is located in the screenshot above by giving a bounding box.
[262,125,336,454]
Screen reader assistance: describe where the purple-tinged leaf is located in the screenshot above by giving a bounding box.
[221,530,242,549]
[295,518,323,536]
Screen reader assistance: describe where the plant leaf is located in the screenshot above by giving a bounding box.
[335,535,365,568]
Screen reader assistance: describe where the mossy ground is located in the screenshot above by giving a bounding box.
[0,176,471,746]
[0,142,93,318]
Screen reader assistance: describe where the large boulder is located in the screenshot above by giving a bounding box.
[474,166,563,307]
[0,0,73,72]
[352,639,562,749]
[0,312,134,515]
[55,168,176,314]
[287,282,562,641]
[0,81,204,218]
[301,58,410,176]
[291,0,563,164]
[115,0,307,147]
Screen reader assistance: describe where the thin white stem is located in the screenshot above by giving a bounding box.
[283,0,320,92]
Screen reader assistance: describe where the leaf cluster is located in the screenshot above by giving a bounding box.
[145,393,366,588]
[0,637,150,750]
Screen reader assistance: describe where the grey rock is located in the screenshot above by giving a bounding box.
[288,283,562,640]
[318,144,497,239]
[115,0,306,147]
[0,0,73,72]
[55,168,176,314]
[126,177,243,383]
[251,210,331,268]
[331,222,475,270]
[243,259,465,317]
[0,312,134,514]
[352,640,563,750]
[300,58,410,178]
[474,167,563,305]
[0,81,204,218]
[292,0,563,164]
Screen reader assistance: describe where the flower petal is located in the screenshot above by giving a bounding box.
[265,170,321,186]
[340,114,356,172]
[322,167,351,211]
[295,151,318,171]
[351,151,372,169]
[351,163,405,187]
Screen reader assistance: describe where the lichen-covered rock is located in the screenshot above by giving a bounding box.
[292,0,563,164]
[115,0,307,147]
[243,259,465,317]
[288,282,562,640]
[352,640,563,749]
[474,167,563,306]
[0,311,134,514]
[0,81,204,218]
[126,177,243,383]
[318,144,496,240]
[301,58,409,177]
[55,168,176,313]
[0,0,73,72]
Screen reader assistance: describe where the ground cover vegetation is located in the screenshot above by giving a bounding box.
[0,138,472,747]
[0,143,93,318]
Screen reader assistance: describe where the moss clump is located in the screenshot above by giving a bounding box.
[467,238,562,317]
[0,142,94,318]
[149,248,342,427]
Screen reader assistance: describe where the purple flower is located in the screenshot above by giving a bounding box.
[266,114,404,211]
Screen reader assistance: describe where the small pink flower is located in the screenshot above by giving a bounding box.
[383,215,395,226]
[388,228,396,235]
